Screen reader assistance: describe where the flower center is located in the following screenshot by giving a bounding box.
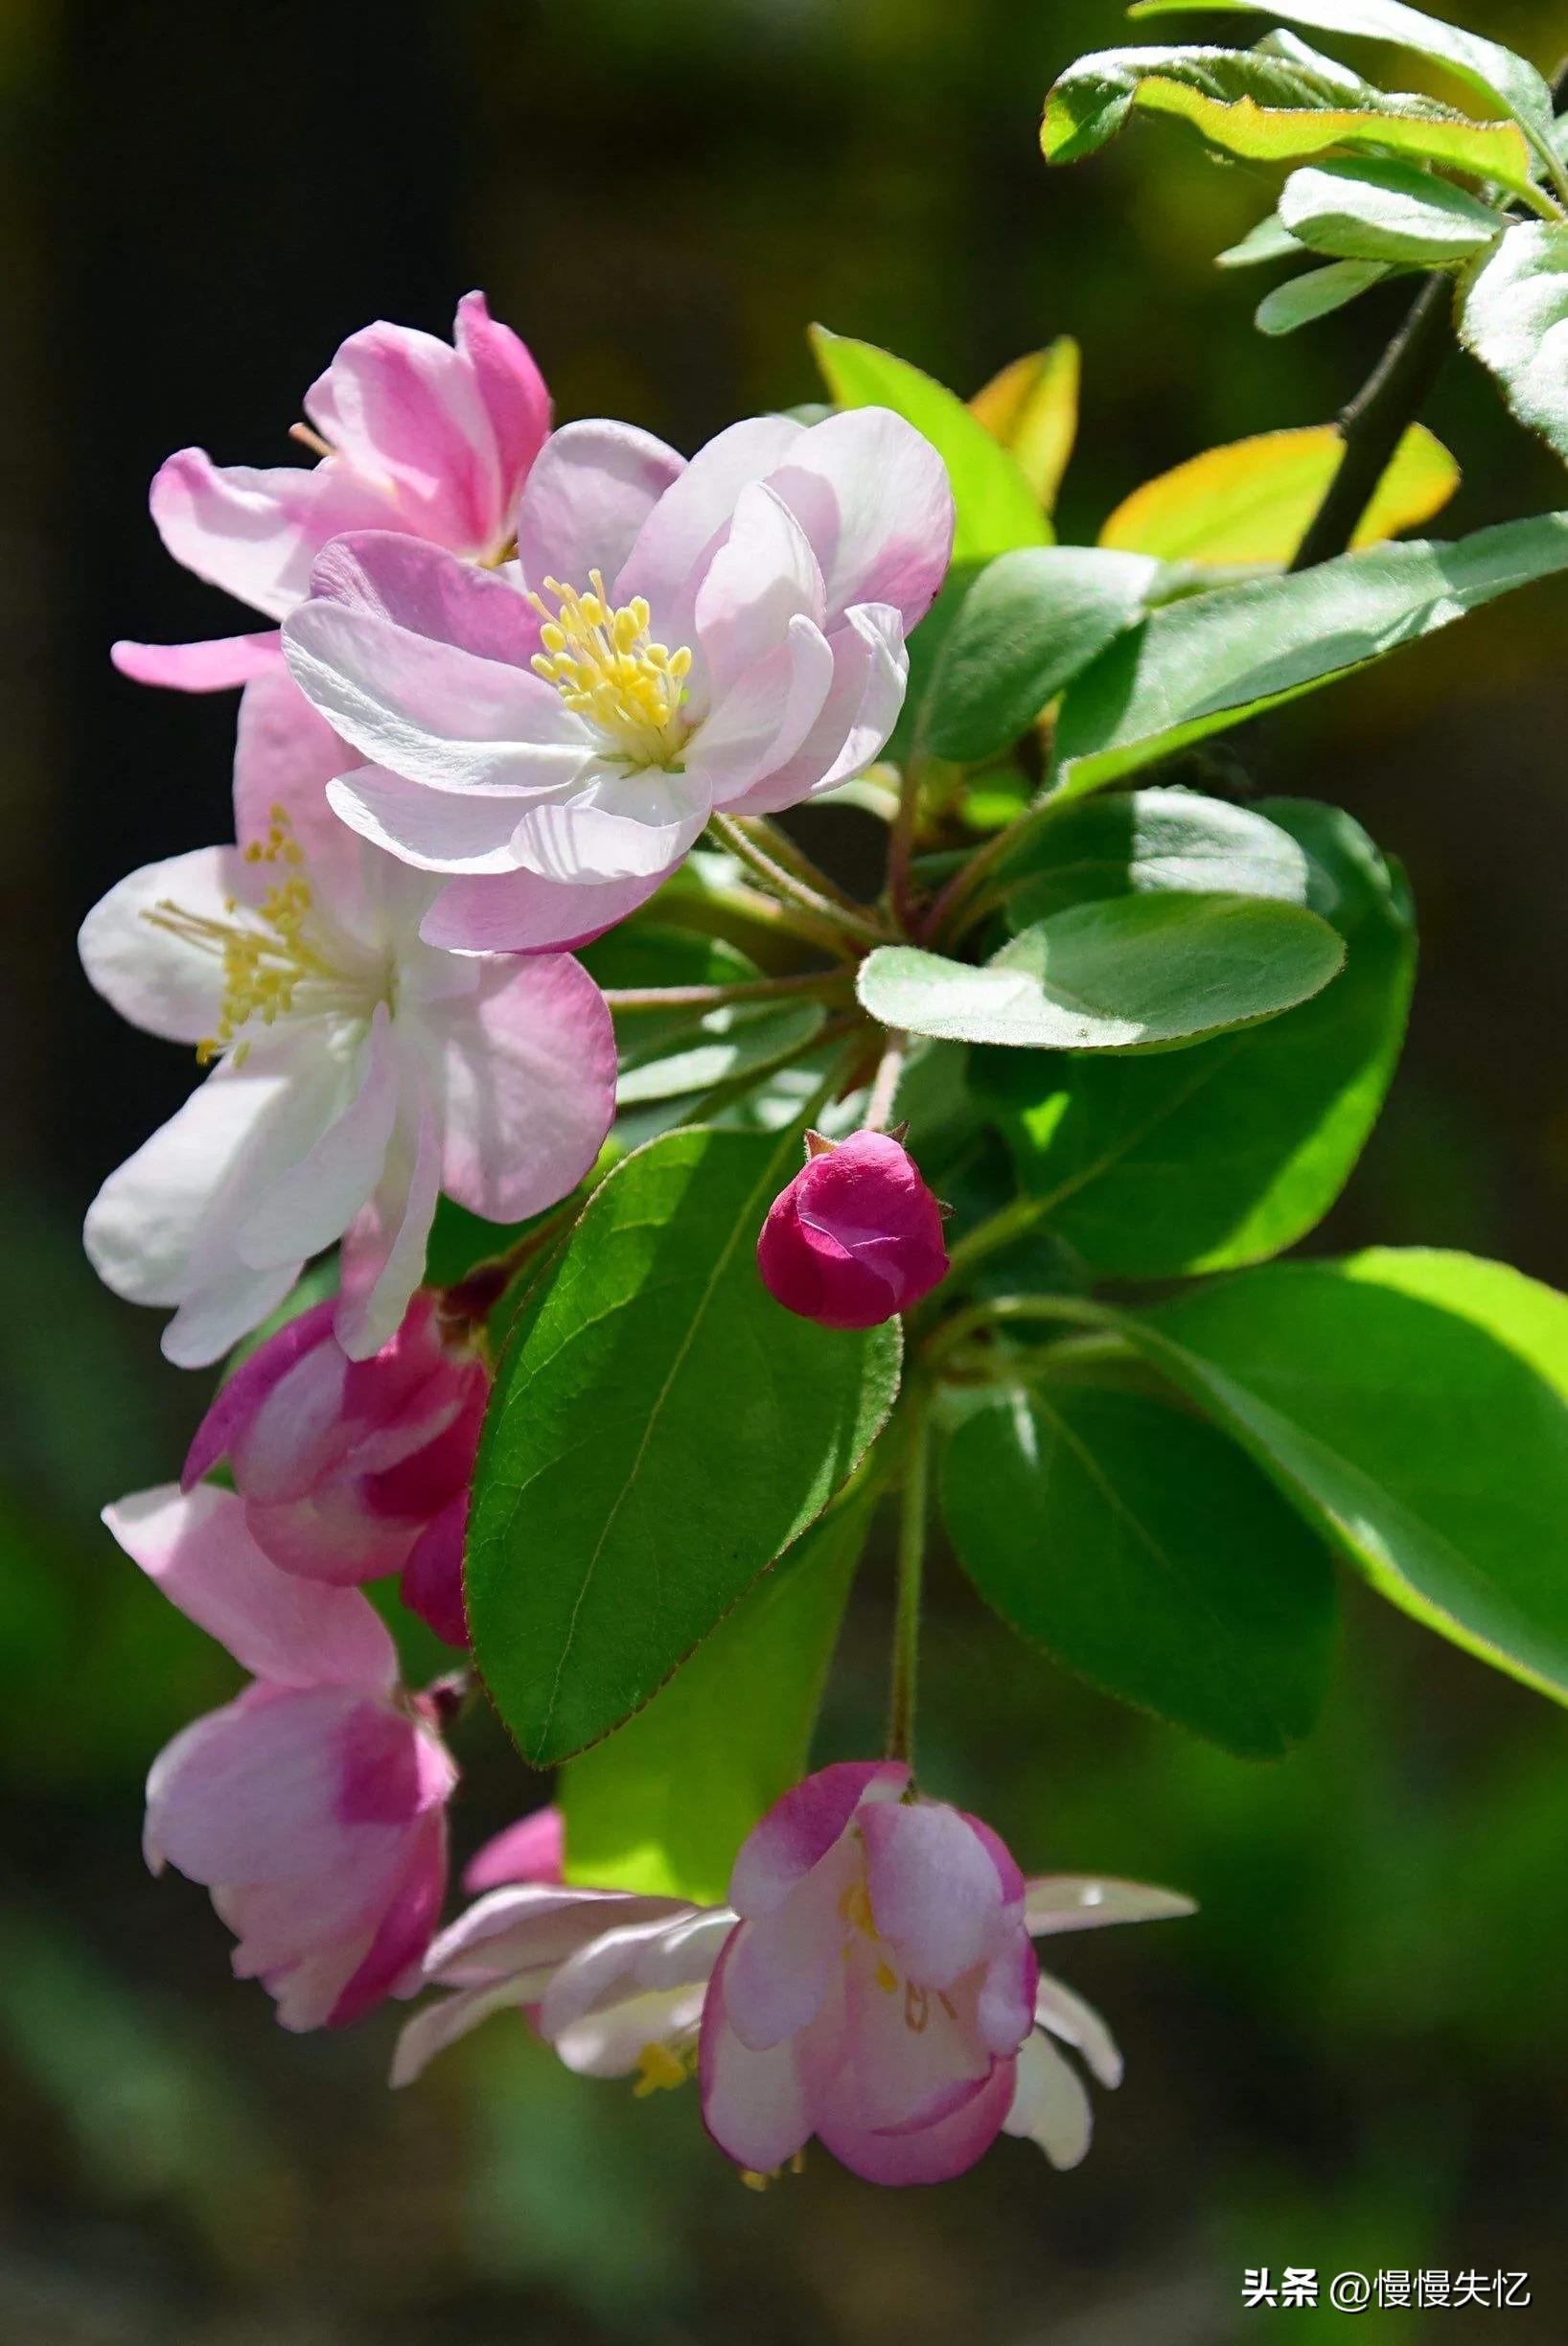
[527,570,693,769]
[632,2039,693,2098]
[144,808,373,1065]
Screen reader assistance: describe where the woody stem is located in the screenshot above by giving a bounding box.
[886,1388,931,1768]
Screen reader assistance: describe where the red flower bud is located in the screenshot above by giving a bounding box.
[756,1130,949,1329]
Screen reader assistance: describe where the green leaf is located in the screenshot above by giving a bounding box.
[467,1124,901,1764]
[1129,0,1557,150]
[919,547,1158,762]
[1098,423,1457,565]
[1217,214,1308,268]
[615,1002,826,1108]
[1113,1250,1568,1709]
[1257,258,1395,335]
[1044,42,1538,196]
[1280,156,1503,264]
[809,327,1052,563]
[978,802,1415,1276]
[858,889,1344,1051]
[968,339,1081,512]
[939,1387,1335,1756]
[1055,510,1568,796]
[560,1475,876,1903]
[992,785,1314,931]
[1459,223,1568,468]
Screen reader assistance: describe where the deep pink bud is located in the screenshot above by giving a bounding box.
[756,1130,949,1329]
[183,1291,487,1634]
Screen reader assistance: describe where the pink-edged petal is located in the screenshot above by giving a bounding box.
[327,765,528,873]
[617,415,805,620]
[691,480,825,699]
[1002,2031,1094,2169]
[1033,1973,1122,2090]
[390,1975,536,2086]
[421,864,662,954]
[284,596,588,797]
[689,617,835,807]
[236,1006,398,1269]
[727,603,906,816]
[768,408,954,630]
[508,772,709,885]
[231,665,364,891]
[164,1263,304,1371]
[463,1807,565,1895]
[975,1933,1040,2059]
[400,1494,469,1645]
[453,291,551,512]
[79,845,242,1044]
[149,448,397,621]
[306,323,500,555]
[422,1882,686,1987]
[1023,1876,1197,1938]
[310,532,542,667]
[104,1481,398,1690]
[328,1809,450,2026]
[112,632,285,691]
[730,1760,908,1920]
[518,419,684,597]
[182,1297,338,1490]
[554,1983,710,2080]
[829,1951,993,2134]
[820,2056,1015,2187]
[860,1801,1007,1990]
[540,1909,726,2048]
[147,1685,398,1882]
[719,1837,855,2052]
[335,1096,443,1361]
[431,952,614,1223]
[699,1934,813,2173]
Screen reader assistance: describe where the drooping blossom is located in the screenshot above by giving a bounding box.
[115,293,550,692]
[463,1805,566,1893]
[280,406,955,951]
[757,1130,949,1329]
[699,1762,1193,2184]
[182,1287,486,1644]
[105,1482,458,2032]
[81,671,615,1368]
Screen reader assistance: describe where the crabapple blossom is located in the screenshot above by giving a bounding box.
[115,293,549,692]
[105,1482,458,2032]
[80,671,615,1368]
[699,1762,1194,2185]
[757,1129,950,1329]
[182,1287,486,1644]
[279,405,955,950]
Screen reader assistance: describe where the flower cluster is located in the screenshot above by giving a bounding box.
[86,293,1190,2189]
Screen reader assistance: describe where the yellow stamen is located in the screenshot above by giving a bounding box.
[526,568,693,768]
[142,808,339,1065]
[632,2039,691,2098]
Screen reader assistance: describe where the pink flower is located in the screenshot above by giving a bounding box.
[463,1806,566,1893]
[104,1482,458,2032]
[182,1288,485,1644]
[757,1130,949,1329]
[80,671,614,1368]
[279,407,955,950]
[115,293,549,693]
[699,1762,1194,2185]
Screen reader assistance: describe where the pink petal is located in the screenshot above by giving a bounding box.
[328,1809,450,2026]
[517,419,684,598]
[432,952,616,1222]
[104,1482,398,1690]
[691,480,825,699]
[390,1975,537,2086]
[327,764,526,873]
[463,1807,565,1894]
[310,532,542,668]
[699,1934,813,2173]
[729,1760,908,1920]
[335,1096,443,1360]
[235,1006,399,1269]
[508,774,709,885]
[617,415,805,624]
[147,1684,399,1882]
[819,2055,1015,2187]
[861,1800,1009,1990]
[421,865,662,954]
[728,603,907,816]
[182,1296,339,1490]
[974,1932,1039,2059]
[231,666,365,891]
[423,1882,685,1987]
[768,407,954,631]
[453,291,552,515]
[400,1493,470,1645]
[149,448,396,621]
[689,617,835,807]
[112,632,285,691]
[719,1837,855,2052]
[305,322,501,556]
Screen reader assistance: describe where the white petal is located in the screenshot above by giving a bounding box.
[80,847,242,1045]
[1003,2031,1095,2169]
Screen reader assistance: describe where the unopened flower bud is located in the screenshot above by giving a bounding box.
[756,1130,949,1329]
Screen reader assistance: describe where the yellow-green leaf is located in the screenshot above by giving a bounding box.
[1131,76,1537,198]
[968,338,1080,512]
[1099,422,1459,566]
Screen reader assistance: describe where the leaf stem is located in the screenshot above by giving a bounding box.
[888,761,925,934]
[886,1387,931,1768]
[743,814,874,921]
[708,812,888,948]
[603,970,851,1013]
[862,1029,909,1131]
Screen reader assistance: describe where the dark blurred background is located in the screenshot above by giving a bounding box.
[4,1,1568,2339]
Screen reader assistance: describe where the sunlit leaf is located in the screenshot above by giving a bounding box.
[969,338,1080,511]
[1257,258,1395,334]
[1460,222,1568,468]
[1280,155,1502,264]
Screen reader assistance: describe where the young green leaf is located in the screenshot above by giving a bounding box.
[992,787,1314,931]
[939,1387,1336,1757]
[919,547,1158,762]
[560,1474,875,1903]
[979,802,1415,1276]
[615,1002,826,1108]
[969,339,1081,512]
[858,890,1343,1051]
[810,327,1051,562]
[466,1124,901,1764]
[1055,509,1568,795]
[1280,156,1503,264]
[1113,1250,1568,1710]
[1217,214,1308,269]
[1460,224,1568,468]
[1257,259,1395,336]
[1098,423,1458,565]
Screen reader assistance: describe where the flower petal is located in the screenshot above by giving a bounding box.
[453,291,552,518]
[335,1095,443,1360]
[80,846,242,1045]
[820,2056,1015,2187]
[422,1882,687,1987]
[1002,2030,1095,2169]
[390,1975,538,2086]
[517,419,685,596]
[768,407,955,630]
[508,770,710,884]
[111,632,285,691]
[421,865,662,954]
[1033,1973,1123,2090]
[1023,1876,1197,1938]
[699,1934,813,2173]
[860,1799,1008,1990]
[310,532,542,667]
[463,1807,565,1895]
[726,603,906,816]
[617,414,805,621]
[729,1760,908,1920]
[327,765,527,873]
[717,1839,853,2053]
[236,1006,399,1269]
[692,480,825,699]
[328,1808,450,2026]
[431,952,615,1223]
[689,616,836,806]
[305,322,502,556]
[149,448,396,621]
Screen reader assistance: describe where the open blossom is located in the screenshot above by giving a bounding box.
[280,406,955,951]
[700,1762,1193,2185]
[758,1130,950,1329]
[182,1288,486,1644]
[80,671,614,1368]
[115,293,550,693]
[105,1483,458,2032]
